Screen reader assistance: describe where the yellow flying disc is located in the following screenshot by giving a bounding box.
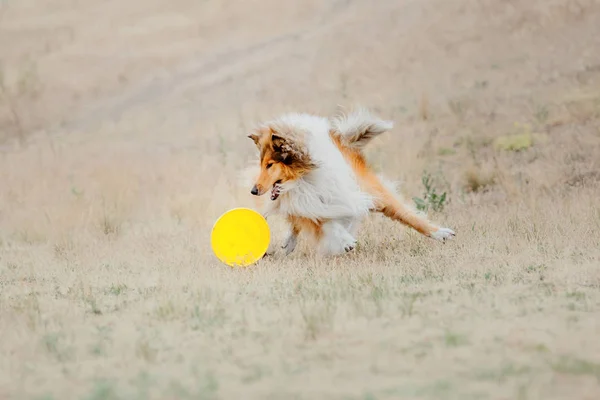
[210,208,271,267]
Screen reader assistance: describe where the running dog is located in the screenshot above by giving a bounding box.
[246,109,455,256]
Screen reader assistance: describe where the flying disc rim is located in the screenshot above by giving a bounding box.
[210,207,270,267]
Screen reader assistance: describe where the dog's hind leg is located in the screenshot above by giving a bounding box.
[376,193,455,241]
[365,176,455,241]
[378,196,451,239]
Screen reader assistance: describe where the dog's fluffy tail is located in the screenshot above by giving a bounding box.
[331,108,393,150]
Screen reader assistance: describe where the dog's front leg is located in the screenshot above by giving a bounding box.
[282,230,298,255]
[282,216,300,255]
[261,203,278,257]
[318,220,357,256]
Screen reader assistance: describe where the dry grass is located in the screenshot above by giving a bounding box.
[2,0,600,399]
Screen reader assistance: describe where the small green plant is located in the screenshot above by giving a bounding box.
[447,97,470,122]
[444,331,468,347]
[437,147,456,156]
[42,332,73,362]
[106,284,127,296]
[551,356,600,380]
[84,380,119,400]
[494,132,532,151]
[494,122,547,152]
[84,295,102,315]
[154,301,176,321]
[534,104,549,125]
[400,292,425,317]
[413,171,448,212]
[135,339,158,363]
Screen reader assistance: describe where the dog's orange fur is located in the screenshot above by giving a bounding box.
[287,215,323,241]
[251,127,439,240]
[329,132,438,237]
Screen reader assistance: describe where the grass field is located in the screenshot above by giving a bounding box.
[1,0,600,399]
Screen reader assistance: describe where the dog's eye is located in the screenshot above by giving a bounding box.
[266,162,274,169]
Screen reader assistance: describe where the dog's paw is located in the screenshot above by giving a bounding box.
[431,227,456,242]
[344,239,356,253]
[282,233,298,255]
[264,240,277,257]
[319,221,358,255]
[319,233,357,255]
[336,234,357,254]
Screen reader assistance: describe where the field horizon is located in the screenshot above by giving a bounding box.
[1,1,600,399]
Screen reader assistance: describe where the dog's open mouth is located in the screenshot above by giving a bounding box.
[271,180,282,201]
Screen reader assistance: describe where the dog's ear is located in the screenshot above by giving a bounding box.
[271,134,294,165]
[271,132,315,170]
[247,133,260,147]
[273,150,292,165]
[271,134,286,151]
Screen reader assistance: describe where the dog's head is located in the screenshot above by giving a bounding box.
[247,125,314,200]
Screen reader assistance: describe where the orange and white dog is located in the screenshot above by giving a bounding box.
[246,109,455,256]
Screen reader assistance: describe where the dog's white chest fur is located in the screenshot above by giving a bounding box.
[276,174,372,221]
[268,114,373,221]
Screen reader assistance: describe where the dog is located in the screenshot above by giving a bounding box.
[246,108,455,256]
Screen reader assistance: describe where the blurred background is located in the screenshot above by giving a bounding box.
[1,1,600,399]
[2,0,599,239]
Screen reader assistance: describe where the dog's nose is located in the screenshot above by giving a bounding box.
[251,185,259,196]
